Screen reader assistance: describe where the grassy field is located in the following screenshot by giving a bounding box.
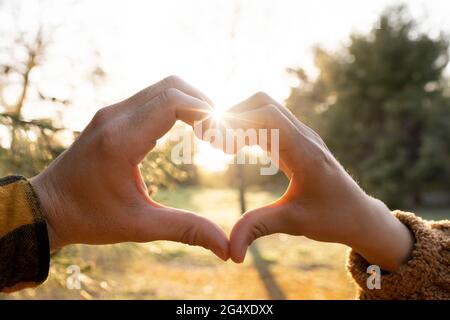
[2,187,448,300]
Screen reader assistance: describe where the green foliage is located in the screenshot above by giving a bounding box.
[286,6,450,207]
[0,114,65,177]
[140,136,198,190]
[0,113,193,188]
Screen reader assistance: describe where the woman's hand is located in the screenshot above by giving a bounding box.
[224,92,414,271]
[30,76,229,261]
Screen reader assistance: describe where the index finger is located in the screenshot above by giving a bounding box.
[123,88,213,165]
[224,104,322,172]
[121,75,214,109]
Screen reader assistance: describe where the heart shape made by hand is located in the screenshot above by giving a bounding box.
[32,77,396,270]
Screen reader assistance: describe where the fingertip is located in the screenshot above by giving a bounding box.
[175,94,213,125]
[213,246,229,262]
[230,241,247,263]
[151,207,229,261]
[200,218,230,262]
[229,228,248,264]
[214,234,230,262]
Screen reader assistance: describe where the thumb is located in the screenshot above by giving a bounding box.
[136,206,229,261]
[230,203,288,263]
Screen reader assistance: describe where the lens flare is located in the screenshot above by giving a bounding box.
[209,107,226,123]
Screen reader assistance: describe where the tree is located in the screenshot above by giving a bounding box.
[286,6,450,207]
[0,21,67,176]
[0,1,188,189]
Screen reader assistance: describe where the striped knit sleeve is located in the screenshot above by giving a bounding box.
[0,175,50,292]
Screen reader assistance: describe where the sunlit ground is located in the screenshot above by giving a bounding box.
[3,186,447,300]
[2,187,355,300]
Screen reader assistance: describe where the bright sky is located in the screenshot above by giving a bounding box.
[2,0,450,171]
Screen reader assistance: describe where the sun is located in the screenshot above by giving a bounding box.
[194,106,231,172]
[209,107,226,124]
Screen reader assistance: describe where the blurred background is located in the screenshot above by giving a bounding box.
[0,0,449,299]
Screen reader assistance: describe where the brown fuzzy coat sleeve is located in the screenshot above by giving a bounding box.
[346,210,450,299]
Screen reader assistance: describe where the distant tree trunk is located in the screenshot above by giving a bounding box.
[408,122,422,207]
[13,57,34,116]
[237,165,247,214]
[412,191,422,207]
[227,0,247,216]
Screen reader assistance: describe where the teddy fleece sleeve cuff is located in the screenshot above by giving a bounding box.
[346,210,450,300]
[0,175,50,292]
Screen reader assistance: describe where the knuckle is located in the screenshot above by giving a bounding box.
[179,223,200,246]
[249,219,269,241]
[91,106,112,127]
[90,107,121,156]
[254,91,273,104]
[307,143,334,167]
[265,104,279,116]
[162,75,183,87]
[159,87,181,106]
[260,104,280,126]
[242,211,269,241]
[304,125,326,146]
[96,123,119,155]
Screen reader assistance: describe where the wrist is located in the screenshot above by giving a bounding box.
[30,173,64,252]
[348,196,414,272]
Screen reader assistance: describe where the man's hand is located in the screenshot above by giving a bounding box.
[30,76,229,261]
[222,92,414,271]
